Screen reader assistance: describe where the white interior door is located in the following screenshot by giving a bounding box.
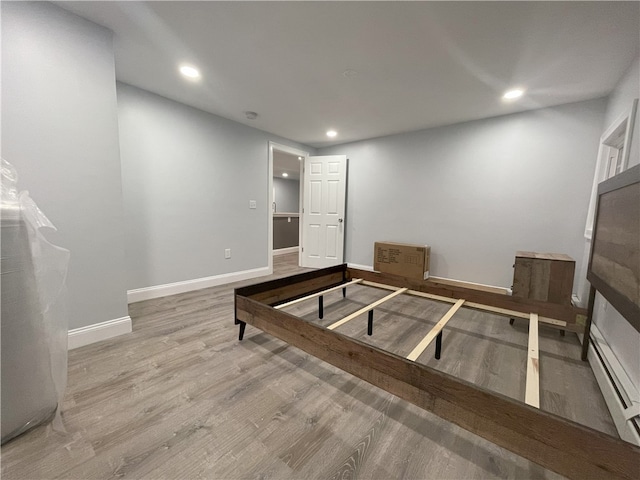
[301,155,347,268]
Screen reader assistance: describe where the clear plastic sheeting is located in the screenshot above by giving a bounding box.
[1,158,70,444]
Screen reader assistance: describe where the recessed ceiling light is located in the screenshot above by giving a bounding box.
[326,130,337,138]
[179,65,200,79]
[298,156,303,160]
[503,89,524,100]
[282,173,289,178]
[245,111,258,120]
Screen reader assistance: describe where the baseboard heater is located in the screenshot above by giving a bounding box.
[587,324,640,446]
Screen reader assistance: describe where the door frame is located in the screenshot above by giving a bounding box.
[575,99,637,306]
[584,99,637,241]
[268,142,308,273]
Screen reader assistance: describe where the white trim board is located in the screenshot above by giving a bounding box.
[429,275,510,295]
[127,266,270,303]
[584,99,638,240]
[273,246,299,256]
[347,263,375,272]
[68,316,132,350]
[347,263,509,293]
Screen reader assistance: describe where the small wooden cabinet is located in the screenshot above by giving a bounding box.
[512,251,575,305]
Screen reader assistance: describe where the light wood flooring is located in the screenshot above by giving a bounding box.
[1,253,619,479]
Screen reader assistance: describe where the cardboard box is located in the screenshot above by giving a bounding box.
[374,242,430,280]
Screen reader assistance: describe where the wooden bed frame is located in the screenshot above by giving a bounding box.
[586,163,640,334]
[234,264,640,480]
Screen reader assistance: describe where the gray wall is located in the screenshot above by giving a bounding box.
[1,1,129,330]
[320,99,606,289]
[592,55,639,391]
[117,83,313,290]
[273,177,300,213]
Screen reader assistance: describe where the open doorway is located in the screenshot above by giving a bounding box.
[268,142,307,273]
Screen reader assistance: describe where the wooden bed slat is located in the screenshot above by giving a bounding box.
[350,268,585,325]
[235,295,640,480]
[362,279,568,329]
[466,302,567,328]
[363,279,455,304]
[275,278,362,309]
[406,299,465,361]
[525,313,540,408]
[327,287,408,330]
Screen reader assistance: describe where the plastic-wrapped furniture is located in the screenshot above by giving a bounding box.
[1,159,69,444]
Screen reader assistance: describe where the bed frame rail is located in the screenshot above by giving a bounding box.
[348,267,587,330]
[233,265,639,479]
[235,292,639,480]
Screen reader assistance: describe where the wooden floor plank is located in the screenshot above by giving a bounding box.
[0,253,623,480]
[526,313,541,408]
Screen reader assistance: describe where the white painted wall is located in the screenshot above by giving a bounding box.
[319,99,606,289]
[591,55,640,393]
[273,177,300,213]
[117,83,314,291]
[1,1,128,330]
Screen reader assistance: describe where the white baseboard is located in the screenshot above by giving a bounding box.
[587,323,640,445]
[347,263,374,272]
[68,316,132,350]
[572,293,582,307]
[273,246,299,256]
[346,263,509,293]
[127,266,270,303]
[428,275,509,294]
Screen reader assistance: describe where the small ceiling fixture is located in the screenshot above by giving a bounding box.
[179,65,200,79]
[244,111,258,120]
[343,69,358,78]
[298,156,303,160]
[282,173,289,178]
[326,130,337,138]
[503,88,524,100]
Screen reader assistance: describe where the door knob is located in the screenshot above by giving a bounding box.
[338,218,343,223]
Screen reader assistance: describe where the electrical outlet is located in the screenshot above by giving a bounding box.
[249,200,257,209]
[225,248,231,259]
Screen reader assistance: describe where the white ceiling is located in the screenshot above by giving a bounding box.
[58,1,639,148]
[273,150,302,180]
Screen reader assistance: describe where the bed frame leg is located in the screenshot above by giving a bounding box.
[238,321,246,341]
[435,331,443,360]
[319,295,324,319]
[368,310,374,336]
[342,287,347,298]
[509,318,515,325]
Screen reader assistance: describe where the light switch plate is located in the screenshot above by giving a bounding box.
[249,200,257,209]
[225,248,231,259]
